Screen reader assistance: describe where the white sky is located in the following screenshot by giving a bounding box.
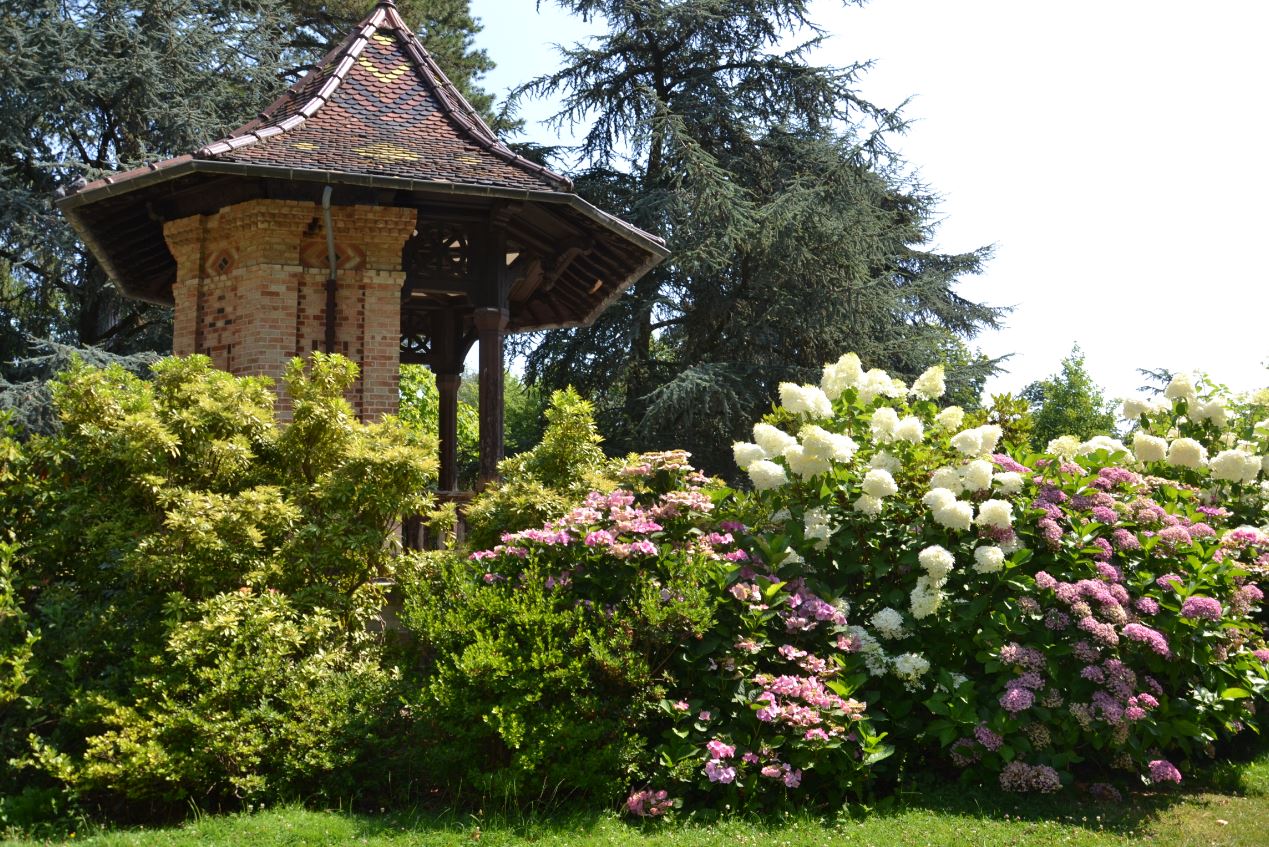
[469,0,1269,403]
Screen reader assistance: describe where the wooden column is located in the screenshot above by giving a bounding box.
[474,306,508,485]
[429,310,466,492]
[436,372,461,491]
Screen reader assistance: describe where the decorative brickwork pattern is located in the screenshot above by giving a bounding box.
[164,199,416,420]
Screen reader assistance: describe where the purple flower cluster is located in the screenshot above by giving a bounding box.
[1180,596,1222,621]
[999,760,1061,793]
[625,788,673,817]
[1148,759,1182,784]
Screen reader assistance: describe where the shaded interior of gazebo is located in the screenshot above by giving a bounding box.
[56,0,666,498]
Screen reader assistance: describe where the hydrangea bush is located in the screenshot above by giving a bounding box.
[729,355,1268,794]
[446,355,1266,810]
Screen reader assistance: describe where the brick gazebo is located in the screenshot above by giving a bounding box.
[56,0,666,490]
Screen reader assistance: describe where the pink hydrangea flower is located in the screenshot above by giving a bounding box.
[1180,596,1222,621]
[1148,759,1182,784]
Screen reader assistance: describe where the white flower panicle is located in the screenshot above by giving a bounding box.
[1209,449,1261,484]
[911,365,946,400]
[747,459,788,491]
[870,406,900,442]
[923,487,973,531]
[949,424,1003,458]
[1121,398,1148,419]
[858,368,904,405]
[1078,435,1129,458]
[1167,437,1208,470]
[975,499,1014,530]
[1192,400,1228,427]
[962,459,994,492]
[732,441,767,470]
[1132,432,1168,464]
[870,607,906,639]
[853,494,883,515]
[973,545,1006,574]
[1164,373,1197,404]
[800,425,858,463]
[895,415,925,444]
[846,625,890,676]
[821,352,864,400]
[869,451,902,474]
[861,468,899,499]
[918,545,956,581]
[993,471,1024,495]
[935,406,965,431]
[779,383,833,418]
[753,423,797,456]
[804,507,835,550]
[909,576,942,620]
[783,445,832,479]
[930,466,965,494]
[892,652,931,689]
[1046,435,1080,459]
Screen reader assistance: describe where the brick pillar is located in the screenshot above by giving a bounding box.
[162,199,416,421]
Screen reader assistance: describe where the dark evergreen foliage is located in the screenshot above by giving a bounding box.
[0,337,159,437]
[515,0,1005,473]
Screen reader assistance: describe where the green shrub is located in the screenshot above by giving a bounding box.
[2,353,435,811]
[464,387,616,549]
[396,452,727,806]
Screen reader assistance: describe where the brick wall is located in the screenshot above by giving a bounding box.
[163,199,416,420]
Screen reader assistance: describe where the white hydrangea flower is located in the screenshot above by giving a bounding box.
[993,471,1024,495]
[933,500,974,532]
[779,383,833,418]
[852,494,883,515]
[1132,432,1168,464]
[821,352,863,400]
[930,466,965,494]
[1167,437,1208,470]
[869,451,902,474]
[935,406,965,431]
[918,544,955,581]
[1046,435,1080,459]
[747,459,788,491]
[894,415,925,444]
[870,406,900,442]
[972,545,1006,574]
[783,444,832,478]
[753,423,797,456]
[961,459,994,492]
[804,507,834,550]
[1164,373,1197,404]
[979,425,1003,454]
[949,424,1002,458]
[858,368,901,405]
[732,441,768,470]
[975,499,1014,530]
[1078,435,1129,457]
[799,425,857,464]
[1146,396,1172,415]
[892,652,931,685]
[1121,398,1148,419]
[1192,400,1228,427]
[949,428,983,456]
[781,548,805,565]
[861,468,899,498]
[909,576,943,620]
[846,626,890,676]
[870,607,906,639]
[1210,449,1261,484]
[922,487,958,512]
[911,365,946,400]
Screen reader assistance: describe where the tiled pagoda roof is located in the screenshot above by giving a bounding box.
[196,0,570,192]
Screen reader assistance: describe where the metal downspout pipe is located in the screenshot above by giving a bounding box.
[321,186,338,353]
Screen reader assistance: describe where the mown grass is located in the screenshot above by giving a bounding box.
[5,754,1268,847]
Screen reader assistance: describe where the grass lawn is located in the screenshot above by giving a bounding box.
[5,754,1267,847]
